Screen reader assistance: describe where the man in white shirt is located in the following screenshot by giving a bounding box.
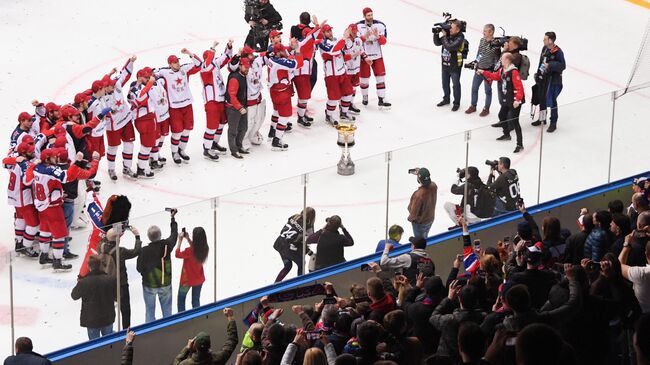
[620,211,650,313]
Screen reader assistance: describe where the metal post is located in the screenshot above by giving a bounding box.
[463,131,471,219]
[114,223,122,332]
[385,152,392,243]
[212,197,219,302]
[607,91,617,183]
[301,173,308,276]
[536,119,545,205]
[8,253,15,355]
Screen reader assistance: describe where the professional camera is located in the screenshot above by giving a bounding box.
[456,167,466,180]
[408,168,419,175]
[464,60,477,70]
[485,160,499,169]
[432,12,467,34]
[489,27,528,51]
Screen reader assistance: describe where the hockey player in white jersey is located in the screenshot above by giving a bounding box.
[357,7,392,109]
[128,68,158,179]
[150,74,170,170]
[154,49,202,164]
[344,23,369,114]
[267,43,303,150]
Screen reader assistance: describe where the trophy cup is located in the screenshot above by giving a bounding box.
[335,123,357,176]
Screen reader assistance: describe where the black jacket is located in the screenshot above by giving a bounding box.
[71,269,117,328]
[308,228,354,270]
[429,298,486,363]
[3,352,52,365]
[99,235,142,285]
[244,2,282,26]
[225,71,248,110]
[509,269,558,309]
[487,169,519,211]
[535,45,565,85]
[137,218,178,288]
[564,230,589,264]
[402,287,441,355]
[433,32,465,69]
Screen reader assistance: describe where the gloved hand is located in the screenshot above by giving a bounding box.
[98,107,113,119]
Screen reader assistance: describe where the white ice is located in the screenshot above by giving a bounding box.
[0,0,648,354]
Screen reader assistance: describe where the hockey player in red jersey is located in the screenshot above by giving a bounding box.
[104,56,137,180]
[318,24,357,125]
[267,43,303,150]
[26,147,100,270]
[357,7,392,109]
[200,40,234,161]
[128,68,158,179]
[4,141,40,257]
[293,17,322,128]
[155,49,202,164]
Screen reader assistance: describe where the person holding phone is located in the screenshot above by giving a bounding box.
[619,211,650,313]
[175,227,209,312]
[307,215,354,271]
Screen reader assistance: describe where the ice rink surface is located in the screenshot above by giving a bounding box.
[0,0,649,353]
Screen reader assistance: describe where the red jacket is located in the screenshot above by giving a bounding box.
[175,246,205,287]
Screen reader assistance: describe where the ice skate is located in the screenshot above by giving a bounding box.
[108,169,118,181]
[21,247,39,258]
[136,168,155,179]
[150,159,164,170]
[267,127,276,141]
[211,142,227,154]
[52,259,72,271]
[178,149,190,163]
[362,96,368,106]
[340,112,356,122]
[325,113,339,127]
[250,132,263,146]
[378,97,392,110]
[172,153,182,165]
[271,137,288,151]
[39,252,53,265]
[304,114,314,122]
[203,149,220,161]
[349,104,361,114]
[285,122,293,133]
[297,116,312,128]
[122,167,137,179]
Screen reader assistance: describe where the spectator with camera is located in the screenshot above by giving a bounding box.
[407,168,438,239]
[433,20,467,111]
[379,237,435,285]
[307,215,353,271]
[620,211,650,313]
[532,32,566,133]
[444,166,494,226]
[136,208,178,322]
[244,0,282,52]
[173,308,239,365]
[478,52,526,153]
[71,254,117,340]
[465,24,501,117]
[175,227,209,312]
[508,241,558,309]
[485,157,520,216]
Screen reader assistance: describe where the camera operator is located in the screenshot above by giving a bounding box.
[478,52,525,153]
[531,32,565,133]
[244,0,282,52]
[433,20,466,111]
[485,157,520,216]
[443,166,494,225]
[465,24,500,117]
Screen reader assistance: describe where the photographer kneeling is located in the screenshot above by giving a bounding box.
[244,0,282,52]
[485,157,520,216]
[443,166,494,226]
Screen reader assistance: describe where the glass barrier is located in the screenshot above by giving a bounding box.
[2,252,13,355]
[538,93,613,203]
[610,87,650,181]
[217,175,305,296]
[388,131,468,239]
[306,151,388,270]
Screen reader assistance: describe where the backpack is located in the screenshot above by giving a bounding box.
[519,54,531,80]
[97,239,117,278]
[472,184,496,218]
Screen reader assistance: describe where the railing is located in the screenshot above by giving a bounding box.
[1,83,649,355]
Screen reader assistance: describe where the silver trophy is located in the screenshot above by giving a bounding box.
[335,123,357,176]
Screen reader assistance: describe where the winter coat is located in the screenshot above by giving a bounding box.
[173,320,238,365]
[564,230,589,264]
[121,343,133,365]
[98,236,142,285]
[3,352,52,365]
[137,218,178,288]
[408,184,438,224]
[308,228,354,270]
[71,269,117,328]
[429,298,486,363]
[584,227,609,261]
[509,269,558,309]
[402,287,441,355]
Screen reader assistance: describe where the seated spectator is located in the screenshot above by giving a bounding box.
[71,254,117,340]
[635,313,650,365]
[429,283,485,363]
[457,322,485,365]
[375,225,404,253]
[564,209,593,264]
[380,237,435,285]
[619,211,650,313]
[366,277,397,322]
[175,227,209,312]
[307,215,354,270]
[509,242,558,309]
[3,337,52,365]
[173,308,238,365]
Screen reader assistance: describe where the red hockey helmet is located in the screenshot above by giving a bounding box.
[41,148,56,161]
[167,55,180,64]
[91,80,105,93]
[55,147,69,162]
[45,102,61,113]
[16,142,35,155]
[17,112,32,122]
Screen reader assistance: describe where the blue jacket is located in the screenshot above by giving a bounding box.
[4,352,52,365]
[584,227,608,261]
[537,45,565,85]
[375,239,402,253]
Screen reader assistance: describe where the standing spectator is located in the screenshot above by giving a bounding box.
[508,243,558,309]
[175,227,209,312]
[137,209,178,322]
[366,277,397,321]
[634,314,650,365]
[584,210,613,262]
[457,322,486,365]
[173,308,239,365]
[71,254,117,340]
[433,20,466,111]
[407,168,438,240]
[564,210,593,264]
[3,337,52,365]
[465,24,500,116]
[375,224,404,252]
[532,32,566,133]
[478,53,525,153]
[402,276,445,355]
[97,225,142,329]
[619,211,650,313]
[307,215,354,271]
[380,237,435,285]
[225,57,251,159]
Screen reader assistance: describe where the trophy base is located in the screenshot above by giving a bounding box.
[337,155,355,176]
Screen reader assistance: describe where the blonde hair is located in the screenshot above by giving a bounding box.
[304,348,328,365]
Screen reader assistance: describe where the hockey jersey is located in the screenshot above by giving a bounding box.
[267,56,303,88]
[28,161,98,211]
[318,38,347,77]
[105,59,134,131]
[200,46,234,103]
[3,158,33,207]
[295,27,321,76]
[87,96,108,137]
[344,37,365,75]
[9,126,35,150]
[356,20,387,61]
[150,78,170,122]
[155,55,202,109]
[128,79,156,119]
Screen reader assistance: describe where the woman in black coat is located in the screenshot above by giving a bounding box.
[307,215,354,270]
